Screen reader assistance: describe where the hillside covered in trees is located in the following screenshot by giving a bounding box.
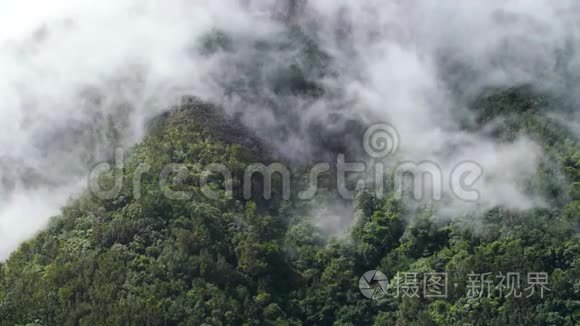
[0,89,578,325]
[0,2,579,325]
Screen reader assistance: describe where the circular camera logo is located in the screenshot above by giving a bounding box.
[359,270,389,299]
[363,123,399,158]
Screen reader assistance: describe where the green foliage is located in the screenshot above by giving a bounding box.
[0,71,579,326]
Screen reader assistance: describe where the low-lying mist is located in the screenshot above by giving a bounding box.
[0,0,578,258]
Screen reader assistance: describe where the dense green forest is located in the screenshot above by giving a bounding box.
[0,88,578,325]
[0,22,579,325]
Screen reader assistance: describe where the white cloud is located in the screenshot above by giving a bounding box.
[0,0,577,258]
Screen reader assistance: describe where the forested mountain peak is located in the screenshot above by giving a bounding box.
[0,94,578,325]
[0,1,579,325]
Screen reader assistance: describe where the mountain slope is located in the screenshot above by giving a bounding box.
[0,95,579,325]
